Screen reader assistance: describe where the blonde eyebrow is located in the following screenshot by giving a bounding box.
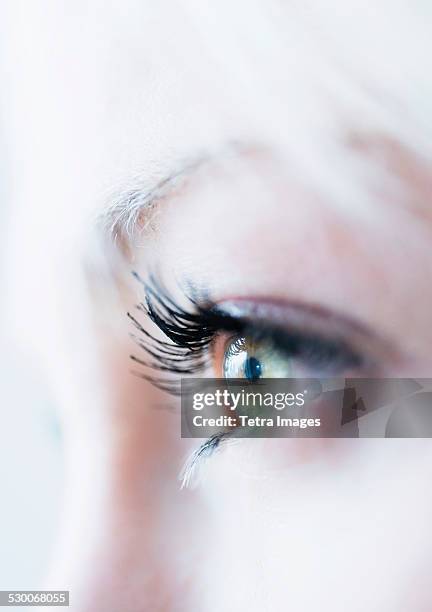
[347,132,432,227]
[100,155,209,247]
[99,141,256,251]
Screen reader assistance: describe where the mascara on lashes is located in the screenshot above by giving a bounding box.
[127,272,365,393]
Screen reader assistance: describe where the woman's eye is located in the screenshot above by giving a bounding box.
[222,335,294,380]
[129,276,378,391]
[217,326,367,381]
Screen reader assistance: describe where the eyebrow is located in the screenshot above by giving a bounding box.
[100,154,210,248]
[99,141,260,249]
[100,132,432,253]
[347,131,432,227]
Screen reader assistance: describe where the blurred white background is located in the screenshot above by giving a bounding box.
[0,155,62,594]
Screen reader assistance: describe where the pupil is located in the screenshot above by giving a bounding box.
[244,356,262,381]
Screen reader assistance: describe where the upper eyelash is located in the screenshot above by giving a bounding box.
[128,273,239,474]
[128,272,241,393]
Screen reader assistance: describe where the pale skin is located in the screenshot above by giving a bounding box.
[2,2,432,611]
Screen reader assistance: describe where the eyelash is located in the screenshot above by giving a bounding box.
[128,272,364,394]
[127,272,243,393]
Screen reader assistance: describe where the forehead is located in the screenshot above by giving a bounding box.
[2,0,432,221]
[100,1,432,166]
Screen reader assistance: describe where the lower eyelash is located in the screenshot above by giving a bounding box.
[180,431,237,489]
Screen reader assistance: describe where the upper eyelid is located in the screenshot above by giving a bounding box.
[224,318,363,357]
[214,299,376,340]
[213,299,400,365]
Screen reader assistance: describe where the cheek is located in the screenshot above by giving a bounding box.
[195,439,432,611]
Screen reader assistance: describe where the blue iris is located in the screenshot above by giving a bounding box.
[244,356,262,381]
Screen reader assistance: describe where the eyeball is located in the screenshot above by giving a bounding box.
[222,335,293,380]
